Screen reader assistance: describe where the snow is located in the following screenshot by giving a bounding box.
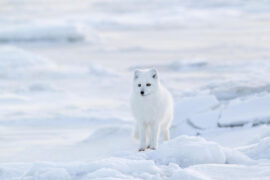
[89,64,118,77]
[0,46,55,69]
[0,46,58,79]
[189,164,270,180]
[173,95,220,130]
[218,94,270,127]
[0,23,84,43]
[239,137,270,160]
[0,154,268,180]
[0,0,270,179]
[147,136,226,167]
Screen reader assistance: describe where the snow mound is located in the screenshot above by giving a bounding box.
[0,46,55,69]
[239,137,270,160]
[0,155,268,180]
[86,157,162,179]
[170,169,209,180]
[218,94,270,127]
[223,148,255,165]
[0,159,181,180]
[0,23,84,43]
[0,46,57,79]
[147,136,226,167]
[23,164,71,180]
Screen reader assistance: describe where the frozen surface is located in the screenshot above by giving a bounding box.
[239,136,270,160]
[218,94,270,127]
[147,135,226,167]
[1,0,270,179]
[0,23,84,42]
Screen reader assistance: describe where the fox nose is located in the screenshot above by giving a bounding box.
[140,91,144,95]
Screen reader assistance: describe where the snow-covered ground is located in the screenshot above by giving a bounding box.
[1,0,270,179]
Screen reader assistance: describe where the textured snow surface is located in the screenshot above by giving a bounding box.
[218,94,270,126]
[1,0,270,179]
[239,137,270,160]
[0,46,57,76]
[147,136,226,167]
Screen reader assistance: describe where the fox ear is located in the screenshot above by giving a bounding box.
[134,69,140,79]
[151,68,158,79]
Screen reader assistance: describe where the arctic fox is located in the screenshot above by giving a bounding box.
[130,68,173,151]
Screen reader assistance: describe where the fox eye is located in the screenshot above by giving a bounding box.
[146,83,151,87]
[138,84,141,87]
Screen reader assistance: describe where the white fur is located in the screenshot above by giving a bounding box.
[130,68,173,151]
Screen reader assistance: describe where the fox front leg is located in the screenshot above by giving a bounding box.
[138,123,147,151]
[149,123,160,150]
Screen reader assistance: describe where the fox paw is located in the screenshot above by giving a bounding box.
[138,148,145,152]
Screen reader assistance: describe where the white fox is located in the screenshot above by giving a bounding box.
[130,68,173,151]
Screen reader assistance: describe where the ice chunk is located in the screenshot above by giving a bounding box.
[239,137,270,160]
[147,135,226,167]
[218,94,270,127]
[172,95,219,136]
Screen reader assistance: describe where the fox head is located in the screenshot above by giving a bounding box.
[133,68,160,97]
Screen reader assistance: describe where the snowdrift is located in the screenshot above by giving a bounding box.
[239,137,270,160]
[147,135,226,167]
[0,46,57,79]
[0,135,266,180]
